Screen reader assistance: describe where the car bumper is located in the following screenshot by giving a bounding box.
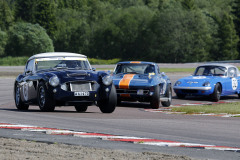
[53,89,98,104]
[47,86,109,106]
[116,86,169,102]
[173,86,211,90]
[173,86,213,95]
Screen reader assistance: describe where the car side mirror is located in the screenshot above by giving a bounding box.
[25,70,32,75]
[92,67,96,71]
[161,72,166,76]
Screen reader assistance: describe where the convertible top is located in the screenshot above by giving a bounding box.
[28,52,87,61]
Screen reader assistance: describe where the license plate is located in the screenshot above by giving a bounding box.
[74,92,89,96]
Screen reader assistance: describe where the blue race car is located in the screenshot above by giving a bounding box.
[14,52,117,113]
[112,61,172,108]
[173,63,240,101]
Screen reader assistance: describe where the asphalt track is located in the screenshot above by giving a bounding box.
[0,66,240,160]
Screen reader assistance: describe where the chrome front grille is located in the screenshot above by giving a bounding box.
[70,82,92,92]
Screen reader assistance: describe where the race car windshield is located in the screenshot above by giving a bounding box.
[194,66,227,76]
[35,57,91,71]
[114,64,155,74]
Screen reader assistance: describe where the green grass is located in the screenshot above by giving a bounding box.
[0,56,29,66]
[172,102,240,114]
[160,68,195,73]
[88,58,121,65]
[95,68,195,73]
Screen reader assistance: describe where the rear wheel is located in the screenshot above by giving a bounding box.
[14,84,29,110]
[37,82,55,112]
[161,85,172,107]
[211,83,221,102]
[75,105,88,112]
[150,85,160,109]
[98,84,117,113]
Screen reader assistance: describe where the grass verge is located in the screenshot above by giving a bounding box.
[161,68,194,73]
[172,102,240,114]
[0,56,28,66]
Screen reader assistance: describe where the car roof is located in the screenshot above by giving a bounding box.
[117,61,156,65]
[198,63,237,69]
[28,52,87,61]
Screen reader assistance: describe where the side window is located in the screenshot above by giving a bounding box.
[25,59,35,74]
[228,67,237,77]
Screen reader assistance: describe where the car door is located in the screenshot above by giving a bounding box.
[21,59,38,102]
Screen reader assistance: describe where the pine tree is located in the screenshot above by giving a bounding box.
[217,12,239,60]
[232,0,240,57]
[15,0,36,23]
[0,0,13,30]
[35,0,57,37]
[181,0,195,10]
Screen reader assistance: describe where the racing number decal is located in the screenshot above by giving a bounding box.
[232,78,238,90]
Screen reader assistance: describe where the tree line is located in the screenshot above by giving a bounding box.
[0,0,239,63]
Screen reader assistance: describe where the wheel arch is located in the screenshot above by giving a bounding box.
[216,82,222,93]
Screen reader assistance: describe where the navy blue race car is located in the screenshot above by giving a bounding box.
[14,52,117,113]
[173,63,240,102]
[112,61,172,109]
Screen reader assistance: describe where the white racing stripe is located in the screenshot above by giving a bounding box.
[142,142,215,147]
[46,130,85,135]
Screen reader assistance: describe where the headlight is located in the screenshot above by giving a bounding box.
[102,75,112,86]
[49,75,60,87]
[203,81,210,87]
[175,81,181,86]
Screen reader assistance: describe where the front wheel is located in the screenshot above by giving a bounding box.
[150,85,160,109]
[98,85,117,113]
[14,84,29,110]
[75,105,88,112]
[37,82,55,112]
[161,85,172,107]
[211,83,221,102]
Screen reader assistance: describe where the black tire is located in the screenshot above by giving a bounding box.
[14,83,29,110]
[98,84,117,113]
[211,83,221,102]
[150,85,160,109]
[75,105,88,112]
[176,93,186,99]
[37,82,55,112]
[161,85,172,107]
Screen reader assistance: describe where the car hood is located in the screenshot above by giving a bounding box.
[113,74,154,88]
[38,69,100,83]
